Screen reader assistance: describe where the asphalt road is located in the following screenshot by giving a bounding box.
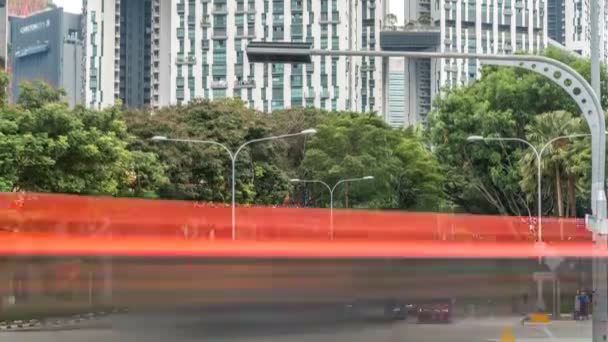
[0,308,593,342]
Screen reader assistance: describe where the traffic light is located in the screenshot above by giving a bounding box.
[246,41,313,64]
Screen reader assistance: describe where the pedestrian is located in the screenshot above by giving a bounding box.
[521,293,529,315]
[574,290,581,320]
[585,291,591,320]
[580,291,589,320]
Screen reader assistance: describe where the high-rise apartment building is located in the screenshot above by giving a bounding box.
[437,0,547,87]
[83,0,385,114]
[385,58,406,127]
[1,0,7,70]
[383,0,548,127]
[82,0,118,109]
[382,0,437,126]
[119,0,154,107]
[548,0,589,55]
[547,0,565,45]
[546,0,608,61]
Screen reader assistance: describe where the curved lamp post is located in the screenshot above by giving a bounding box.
[290,176,374,239]
[467,134,589,243]
[152,128,317,240]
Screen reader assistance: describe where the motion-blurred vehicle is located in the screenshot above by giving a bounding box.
[383,299,407,320]
[417,300,452,323]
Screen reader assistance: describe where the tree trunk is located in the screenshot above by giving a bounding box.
[555,166,564,217]
[345,183,349,208]
[567,174,577,217]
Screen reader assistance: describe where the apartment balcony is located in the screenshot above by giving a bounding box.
[212,28,228,39]
[236,26,246,38]
[305,88,315,99]
[360,63,376,72]
[234,79,256,89]
[211,80,228,88]
[321,89,330,98]
[176,55,197,65]
[319,12,340,24]
[444,65,458,73]
[235,64,244,76]
[236,3,246,13]
[188,15,196,26]
[177,3,185,14]
[212,4,228,14]
[201,16,211,27]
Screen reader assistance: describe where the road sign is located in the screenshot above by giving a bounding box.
[544,257,564,272]
[246,42,312,63]
[586,214,608,235]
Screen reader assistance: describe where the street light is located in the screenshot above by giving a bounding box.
[469,134,592,317]
[151,129,317,240]
[246,41,608,342]
[466,135,484,142]
[467,134,588,243]
[291,176,375,239]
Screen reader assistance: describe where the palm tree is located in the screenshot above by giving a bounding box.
[418,13,432,25]
[518,111,586,217]
[385,13,398,30]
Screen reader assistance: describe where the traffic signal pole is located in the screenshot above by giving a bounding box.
[247,43,608,340]
[590,0,607,340]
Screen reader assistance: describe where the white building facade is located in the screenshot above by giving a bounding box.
[83,0,386,114]
[436,0,547,88]
[82,0,118,109]
[547,0,608,62]
[384,0,548,127]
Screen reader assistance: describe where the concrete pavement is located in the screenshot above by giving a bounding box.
[0,308,593,342]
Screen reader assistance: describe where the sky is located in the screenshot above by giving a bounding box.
[54,0,405,22]
[389,0,405,24]
[52,0,81,13]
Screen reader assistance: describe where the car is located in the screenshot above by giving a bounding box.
[417,300,452,323]
[384,299,407,320]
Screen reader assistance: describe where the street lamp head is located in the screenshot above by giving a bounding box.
[362,176,375,180]
[300,128,317,135]
[290,178,301,182]
[150,135,168,142]
[467,135,485,142]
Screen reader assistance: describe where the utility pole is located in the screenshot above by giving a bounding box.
[590,0,607,341]
[590,0,608,342]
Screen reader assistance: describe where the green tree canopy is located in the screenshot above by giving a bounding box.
[0,69,9,106]
[298,113,444,210]
[427,46,606,216]
[17,80,67,109]
[125,98,297,204]
[0,81,166,196]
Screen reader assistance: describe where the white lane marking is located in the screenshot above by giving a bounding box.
[542,325,556,341]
